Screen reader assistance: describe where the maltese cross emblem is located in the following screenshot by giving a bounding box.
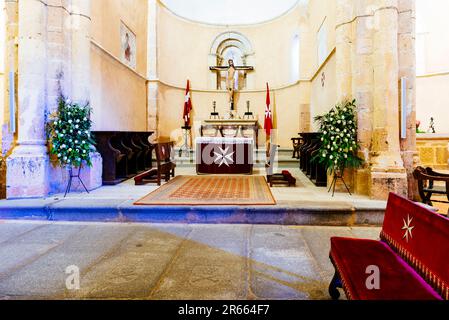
[402,215,415,243]
[214,147,235,167]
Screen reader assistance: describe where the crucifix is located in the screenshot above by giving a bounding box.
[209,59,254,117]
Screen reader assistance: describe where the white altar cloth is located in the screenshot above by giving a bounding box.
[195,137,254,145]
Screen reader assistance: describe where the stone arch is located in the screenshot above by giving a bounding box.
[210,31,254,58]
[208,31,255,89]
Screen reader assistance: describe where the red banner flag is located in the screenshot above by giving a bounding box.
[183,80,192,127]
[264,83,273,136]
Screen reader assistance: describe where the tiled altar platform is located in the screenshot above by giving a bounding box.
[0,167,387,226]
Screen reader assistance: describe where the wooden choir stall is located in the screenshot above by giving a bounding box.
[94,131,154,185]
[298,132,327,187]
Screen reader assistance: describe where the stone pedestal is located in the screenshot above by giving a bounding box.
[7,145,49,198]
[370,171,408,200]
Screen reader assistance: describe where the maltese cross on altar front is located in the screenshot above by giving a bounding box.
[402,215,415,243]
[214,147,235,167]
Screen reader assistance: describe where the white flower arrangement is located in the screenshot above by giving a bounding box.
[47,95,94,168]
[313,99,364,174]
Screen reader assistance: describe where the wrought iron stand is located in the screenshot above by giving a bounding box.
[328,172,352,197]
[64,166,90,198]
[179,125,192,158]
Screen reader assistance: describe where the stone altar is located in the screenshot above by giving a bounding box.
[202,119,259,149]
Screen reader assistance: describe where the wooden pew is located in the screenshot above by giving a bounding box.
[93,131,154,185]
[299,132,327,187]
[93,132,128,185]
[132,132,153,171]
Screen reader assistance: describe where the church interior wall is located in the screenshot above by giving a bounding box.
[90,0,149,132]
[306,0,336,73]
[416,73,449,134]
[309,52,337,131]
[158,4,303,89]
[415,0,449,134]
[301,0,337,131]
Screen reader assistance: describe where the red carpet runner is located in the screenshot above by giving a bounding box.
[134,176,276,206]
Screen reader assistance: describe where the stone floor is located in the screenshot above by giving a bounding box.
[0,220,381,300]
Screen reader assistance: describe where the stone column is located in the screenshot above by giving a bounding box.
[147,0,158,135]
[334,0,357,192]
[2,0,18,156]
[335,0,353,101]
[7,0,49,198]
[398,0,419,199]
[69,0,91,103]
[352,2,375,195]
[370,0,407,199]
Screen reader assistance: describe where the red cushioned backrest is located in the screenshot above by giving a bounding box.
[380,193,449,300]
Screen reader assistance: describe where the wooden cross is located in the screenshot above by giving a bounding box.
[210,64,254,112]
[209,65,254,73]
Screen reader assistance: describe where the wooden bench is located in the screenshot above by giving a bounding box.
[413,166,449,206]
[291,137,301,159]
[134,140,176,186]
[132,132,153,171]
[93,131,154,185]
[94,132,128,185]
[299,132,327,187]
[329,192,449,300]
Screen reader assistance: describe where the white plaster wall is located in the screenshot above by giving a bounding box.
[416,74,449,134]
[90,0,149,132]
[416,0,449,134]
[160,0,301,25]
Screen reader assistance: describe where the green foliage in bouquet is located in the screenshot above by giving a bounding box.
[313,99,364,174]
[47,96,95,168]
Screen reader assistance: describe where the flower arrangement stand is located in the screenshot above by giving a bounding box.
[179,125,192,158]
[328,172,352,197]
[64,166,90,198]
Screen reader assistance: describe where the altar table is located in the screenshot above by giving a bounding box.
[196,137,254,175]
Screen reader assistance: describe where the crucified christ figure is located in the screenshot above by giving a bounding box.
[226,59,238,109]
[209,59,254,115]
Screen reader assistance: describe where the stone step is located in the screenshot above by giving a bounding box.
[0,198,385,226]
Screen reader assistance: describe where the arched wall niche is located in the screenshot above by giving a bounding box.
[208,31,255,90]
